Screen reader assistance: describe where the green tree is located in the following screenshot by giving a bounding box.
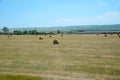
[13,30,22,35]
[32,29,37,35]
[2,26,9,34]
[28,29,37,35]
[23,30,28,35]
[57,30,61,34]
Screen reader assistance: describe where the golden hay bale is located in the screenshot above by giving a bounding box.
[39,36,44,40]
[53,40,59,44]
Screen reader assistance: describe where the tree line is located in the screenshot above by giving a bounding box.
[0,26,70,35]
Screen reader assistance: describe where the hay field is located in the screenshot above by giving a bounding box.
[0,34,120,80]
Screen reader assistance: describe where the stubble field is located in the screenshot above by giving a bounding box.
[0,34,120,80]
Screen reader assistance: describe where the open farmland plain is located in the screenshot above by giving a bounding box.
[0,34,120,80]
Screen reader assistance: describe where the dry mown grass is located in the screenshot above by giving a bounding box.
[0,34,120,80]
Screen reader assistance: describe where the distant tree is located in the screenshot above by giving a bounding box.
[0,32,2,35]
[48,31,54,35]
[13,30,22,35]
[57,30,61,34]
[28,29,37,35]
[28,30,32,35]
[41,31,46,35]
[23,30,28,35]
[2,26,9,34]
[32,29,37,35]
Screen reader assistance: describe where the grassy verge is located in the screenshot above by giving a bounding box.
[0,74,42,80]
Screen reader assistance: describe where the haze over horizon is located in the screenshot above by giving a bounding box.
[0,0,120,28]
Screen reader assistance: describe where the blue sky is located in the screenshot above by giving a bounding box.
[0,0,120,28]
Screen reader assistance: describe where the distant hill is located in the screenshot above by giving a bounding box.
[6,24,120,32]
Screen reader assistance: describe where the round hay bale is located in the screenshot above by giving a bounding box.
[61,34,63,37]
[119,35,120,38]
[39,36,43,40]
[53,40,59,44]
[49,35,52,37]
[104,34,107,37]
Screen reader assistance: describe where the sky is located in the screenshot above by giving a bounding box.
[0,0,120,28]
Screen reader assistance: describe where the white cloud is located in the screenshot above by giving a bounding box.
[55,11,120,26]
